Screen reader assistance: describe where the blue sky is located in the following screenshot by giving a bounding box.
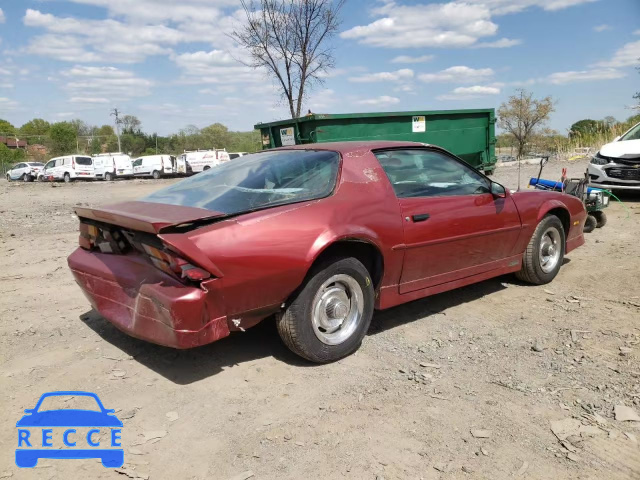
[0,0,638,135]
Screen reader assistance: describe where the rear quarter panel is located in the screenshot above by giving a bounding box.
[510,190,586,253]
[179,150,406,322]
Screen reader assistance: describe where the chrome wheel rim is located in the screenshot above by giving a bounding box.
[539,227,561,273]
[311,274,364,345]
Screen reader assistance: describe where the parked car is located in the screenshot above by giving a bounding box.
[39,155,95,182]
[132,155,177,179]
[229,152,248,160]
[93,153,133,181]
[589,122,640,190]
[68,141,587,363]
[6,162,44,182]
[179,149,230,173]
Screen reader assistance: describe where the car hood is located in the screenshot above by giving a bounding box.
[16,410,123,427]
[599,139,640,159]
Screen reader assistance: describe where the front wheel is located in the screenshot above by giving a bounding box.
[276,257,375,363]
[6,174,11,182]
[516,215,565,285]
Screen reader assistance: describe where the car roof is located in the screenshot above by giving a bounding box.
[272,140,440,154]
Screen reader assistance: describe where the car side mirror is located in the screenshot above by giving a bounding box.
[491,182,507,198]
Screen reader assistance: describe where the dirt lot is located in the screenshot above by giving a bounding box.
[1,158,639,479]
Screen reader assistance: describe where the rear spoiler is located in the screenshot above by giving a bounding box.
[74,202,227,234]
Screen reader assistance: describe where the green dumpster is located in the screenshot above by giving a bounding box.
[254,108,497,173]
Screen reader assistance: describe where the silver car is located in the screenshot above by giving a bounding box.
[6,162,44,182]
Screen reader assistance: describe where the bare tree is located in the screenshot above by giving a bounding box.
[232,0,345,118]
[498,90,555,159]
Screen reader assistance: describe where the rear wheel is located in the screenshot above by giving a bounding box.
[63,172,71,183]
[152,170,161,179]
[583,214,597,233]
[276,257,375,363]
[22,173,30,182]
[516,215,565,285]
[202,166,211,171]
[104,172,113,181]
[592,211,607,228]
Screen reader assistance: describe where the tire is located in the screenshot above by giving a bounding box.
[516,214,565,285]
[592,211,607,228]
[152,170,161,179]
[22,173,30,182]
[583,215,597,233]
[104,172,113,181]
[485,169,494,176]
[276,257,375,363]
[63,172,71,183]
[6,174,11,182]
[202,166,211,171]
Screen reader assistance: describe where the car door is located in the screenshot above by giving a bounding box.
[13,163,26,179]
[374,148,522,294]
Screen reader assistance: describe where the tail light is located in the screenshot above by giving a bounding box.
[72,158,75,170]
[141,244,211,282]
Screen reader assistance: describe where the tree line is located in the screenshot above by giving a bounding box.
[0,116,261,171]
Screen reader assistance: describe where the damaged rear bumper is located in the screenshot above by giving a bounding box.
[68,248,229,348]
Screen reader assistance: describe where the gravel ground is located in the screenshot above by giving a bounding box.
[1,158,639,479]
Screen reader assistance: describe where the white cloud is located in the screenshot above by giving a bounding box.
[0,8,5,23]
[634,30,640,35]
[349,69,414,83]
[341,0,593,49]
[437,85,500,100]
[593,24,611,32]
[472,38,522,48]
[418,66,494,83]
[356,95,400,106]
[594,40,640,68]
[467,0,597,15]
[0,82,15,89]
[0,97,19,110]
[172,49,263,84]
[23,9,184,63]
[70,97,110,104]
[307,89,337,111]
[341,1,498,48]
[60,65,153,100]
[391,55,434,64]
[546,68,626,84]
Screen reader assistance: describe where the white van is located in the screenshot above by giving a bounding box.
[229,152,248,160]
[179,149,230,173]
[132,155,177,179]
[40,155,95,182]
[93,153,133,181]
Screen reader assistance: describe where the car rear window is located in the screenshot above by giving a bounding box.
[28,162,44,167]
[143,150,340,215]
[76,157,92,165]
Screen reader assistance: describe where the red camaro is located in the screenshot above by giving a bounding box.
[68,142,586,362]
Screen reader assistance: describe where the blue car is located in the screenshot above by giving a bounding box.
[16,391,123,468]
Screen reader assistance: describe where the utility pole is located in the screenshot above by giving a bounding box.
[110,108,122,152]
[155,134,158,154]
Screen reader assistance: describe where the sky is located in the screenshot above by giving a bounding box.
[0,0,638,136]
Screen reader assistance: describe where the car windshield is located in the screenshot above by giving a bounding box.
[143,149,340,214]
[36,394,102,412]
[620,123,640,141]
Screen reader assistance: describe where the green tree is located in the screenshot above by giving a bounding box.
[201,123,231,148]
[97,125,115,137]
[121,115,142,134]
[569,119,604,138]
[498,90,555,159]
[49,122,77,156]
[19,118,51,141]
[0,119,16,136]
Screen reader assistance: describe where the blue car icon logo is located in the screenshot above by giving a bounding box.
[16,391,123,468]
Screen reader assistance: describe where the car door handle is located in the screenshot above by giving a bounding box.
[412,213,430,222]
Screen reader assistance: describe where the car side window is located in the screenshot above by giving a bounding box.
[374,149,491,198]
